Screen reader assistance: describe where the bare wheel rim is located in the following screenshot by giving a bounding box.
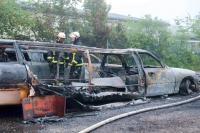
[180,79,193,95]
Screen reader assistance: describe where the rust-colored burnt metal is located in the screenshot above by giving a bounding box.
[85,50,93,92]
[22,95,66,120]
[0,85,29,105]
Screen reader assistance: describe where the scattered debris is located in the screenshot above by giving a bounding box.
[129,98,150,105]
[161,94,169,99]
[66,112,98,118]
[23,116,64,124]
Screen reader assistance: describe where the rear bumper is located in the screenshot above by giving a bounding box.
[0,87,29,105]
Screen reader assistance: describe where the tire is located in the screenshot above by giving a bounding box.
[179,79,194,95]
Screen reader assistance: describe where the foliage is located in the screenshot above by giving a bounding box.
[83,0,111,48]
[0,0,34,40]
[0,0,199,70]
[192,14,200,39]
[124,15,171,58]
[175,14,200,39]
[123,15,200,70]
[31,0,81,42]
[108,23,128,48]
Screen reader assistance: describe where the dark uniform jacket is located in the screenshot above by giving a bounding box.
[47,51,67,64]
[73,38,81,46]
[0,53,8,62]
[68,52,83,66]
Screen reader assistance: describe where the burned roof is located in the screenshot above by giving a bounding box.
[0,39,148,54]
[0,39,16,45]
[87,48,148,54]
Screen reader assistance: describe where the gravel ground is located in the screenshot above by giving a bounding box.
[94,97,200,133]
[0,93,200,133]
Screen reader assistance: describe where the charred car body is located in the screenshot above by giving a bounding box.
[0,40,32,105]
[0,39,199,105]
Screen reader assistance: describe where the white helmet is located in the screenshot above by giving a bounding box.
[69,32,80,38]
[57,32,66,39]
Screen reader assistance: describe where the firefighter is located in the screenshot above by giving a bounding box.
[69,31,81,45]
[47,32,66,78]
[0,47,8,62]
[68,47,83,80]
[68,32,83,80]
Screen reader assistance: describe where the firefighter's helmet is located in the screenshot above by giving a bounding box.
[69,32,80,38]
[57,32,66,39]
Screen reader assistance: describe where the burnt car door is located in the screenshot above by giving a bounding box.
[124,52,146,95]
[100,54,125,77]
[138,52,176,96]
[97,53,145,95]
[22,50,51,80]
[0,41,30,105]
[0,42,28,85]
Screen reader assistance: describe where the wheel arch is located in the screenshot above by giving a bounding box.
[179,76,195,88]
[179,76,197,95]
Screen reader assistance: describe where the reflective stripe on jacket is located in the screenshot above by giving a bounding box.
[68,52,83,66]
[47,51,66,64]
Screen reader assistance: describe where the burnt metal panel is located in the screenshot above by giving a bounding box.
[0,87,29,105]
[91,77,126,88]
[144,67,176,96]
[0,63,27,85]
[22,95,66,120]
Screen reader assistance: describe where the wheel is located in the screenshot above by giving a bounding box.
[179,79,195,95]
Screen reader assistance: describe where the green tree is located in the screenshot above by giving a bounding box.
[0,0,34,40]
[108,23,128,48]
[31,0,81,41]
[122,15,200,70]
[173,15,200,70]
[83,0,111,48]
[175,14,200,39]
[192,14,200,39]
[124,15,171,58]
